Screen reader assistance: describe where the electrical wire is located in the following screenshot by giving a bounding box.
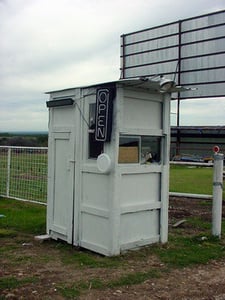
[75,102,90,128]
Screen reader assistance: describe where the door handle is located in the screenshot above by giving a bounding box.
[67,159,76,170]
[69,160,76,163]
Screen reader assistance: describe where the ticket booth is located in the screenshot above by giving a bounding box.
[46,78,173,256]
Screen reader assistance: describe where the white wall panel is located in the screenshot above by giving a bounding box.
[181,53,225,71]
[80,213,110,250]
[181,69,225,85]
[120,173,160,206]
[123,23,178,44]
[180,83,225,99]
[122,96,162,130]
[82,173,110,210]
[124,36,178,55]
[181,12,225,31]
[181,25,225,43]
[52,107,75,127]
[124,47,177,67]
[181,39,225,57]
[120,210,159,245]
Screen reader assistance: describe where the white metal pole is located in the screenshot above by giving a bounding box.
[160,93,170,243]
[6,147,11,197]
[212,153,224,238]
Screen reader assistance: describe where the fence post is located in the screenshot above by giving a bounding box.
[6,147,11,197]
[212,152,224,238]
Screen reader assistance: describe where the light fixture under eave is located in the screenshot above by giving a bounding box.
[159,77,198,93]
[159,78,176,93]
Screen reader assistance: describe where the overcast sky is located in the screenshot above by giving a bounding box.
[1,0,225,131]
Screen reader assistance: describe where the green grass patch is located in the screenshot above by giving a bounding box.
[187,216,211,230]
[47,241,123,268]
[152,234,225,268]
[0,198,46,234]
[0,276,38,291]
[107,269,161,288]
[0,228,17,238]
[0,244,19,254]
[199,200,212,207]
[60,247,122,268]
[58,284,81,298]
[58,279,104,298]
[170,165,214,195]
[58,269,161,298]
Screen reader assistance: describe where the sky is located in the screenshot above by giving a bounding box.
[1,0,225,131]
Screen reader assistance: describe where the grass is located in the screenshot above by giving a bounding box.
[1,197,225,298]
[60,247,122,268]
[58,269,161,298]
[152,233,225,268]
[0,276,38,291]
[187,216,211,230]
[107,269,161,287]
[0,198,46,234]
[170,164,214,195]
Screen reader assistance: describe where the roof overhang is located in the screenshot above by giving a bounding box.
[45,77,194,95]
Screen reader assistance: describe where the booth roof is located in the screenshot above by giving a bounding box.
[45,77,169,94]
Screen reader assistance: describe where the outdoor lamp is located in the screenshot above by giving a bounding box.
[159,78,176,93]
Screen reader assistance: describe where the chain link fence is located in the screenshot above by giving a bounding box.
[0,146,48,204]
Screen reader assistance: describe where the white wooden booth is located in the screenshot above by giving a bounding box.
[46,78,172,256]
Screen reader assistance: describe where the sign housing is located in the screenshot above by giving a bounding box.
[95,86,115,142]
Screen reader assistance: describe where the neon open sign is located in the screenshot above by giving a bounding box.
[95,87,115,142]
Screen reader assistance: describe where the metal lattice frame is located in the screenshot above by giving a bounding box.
[120,9,225,99]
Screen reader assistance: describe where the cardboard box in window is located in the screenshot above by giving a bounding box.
[118,147,139,163]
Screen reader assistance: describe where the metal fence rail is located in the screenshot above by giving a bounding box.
[169,160,215,199]
[0,146,220,204]
[0,146,48,204]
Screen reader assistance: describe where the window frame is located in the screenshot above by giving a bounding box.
[118,134,162,165]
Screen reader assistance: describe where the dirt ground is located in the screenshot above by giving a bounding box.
[1,197,225,300]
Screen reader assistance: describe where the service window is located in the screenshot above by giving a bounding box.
[119,136,140,163]
[118,135,161,164]
[88,103,104,158]
[141,136,161,164]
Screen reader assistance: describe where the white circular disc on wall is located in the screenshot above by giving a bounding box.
[97,153,112,173]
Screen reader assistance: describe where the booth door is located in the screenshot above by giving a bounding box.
[48,130,75,244]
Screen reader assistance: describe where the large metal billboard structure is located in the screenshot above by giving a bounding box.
[120,10,225,99]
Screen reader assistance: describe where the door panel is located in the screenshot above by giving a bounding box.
[48,130,75,244]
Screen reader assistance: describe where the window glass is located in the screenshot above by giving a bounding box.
[119,136,140,163]
[89,103,103,158]
[118,135,161,164]
[141,136,161,164]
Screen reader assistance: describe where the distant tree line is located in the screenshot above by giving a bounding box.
[0,134,48,147]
